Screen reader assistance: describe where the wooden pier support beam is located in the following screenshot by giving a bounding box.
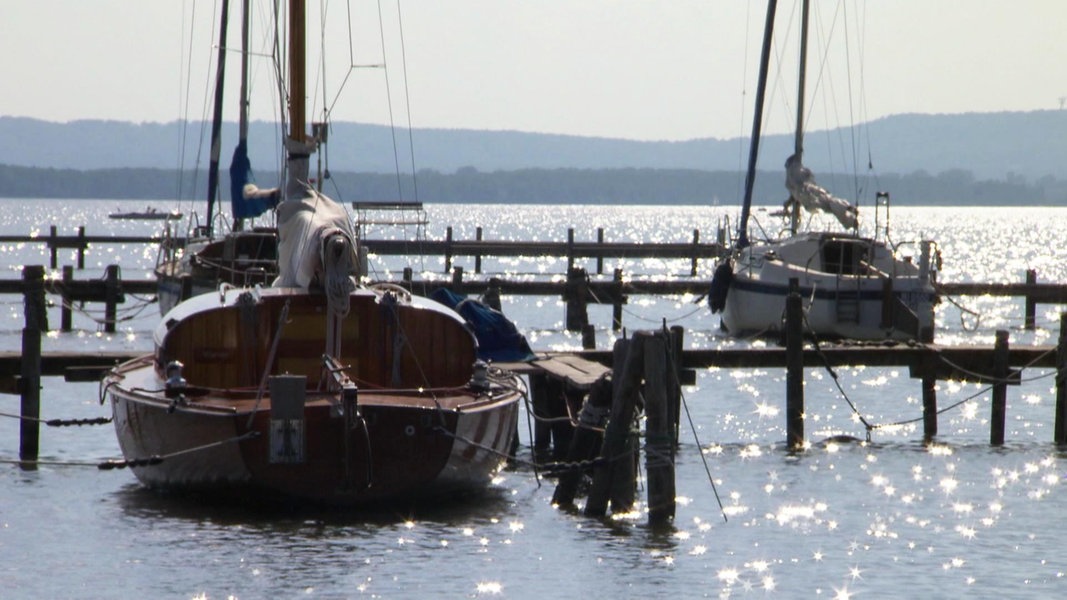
[1055,313,1067,445]
[785,281,805,450]
[611,268,624,331]
[596,228,605,275]
[644,332,676,526]
[921,353,938,441]
[990,329,1009,445]
[1024,269,1038,330]
[586,337,638,517]
[565,267,589,332]
[77,226,86,269]
[474,227,483,274]
[552,377,612,507]
[104,264,120,334]
[61,265,74,332]
[20,266,46,467]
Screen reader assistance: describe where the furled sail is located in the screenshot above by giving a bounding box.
[784,153,858,229]
[229,140,279,220]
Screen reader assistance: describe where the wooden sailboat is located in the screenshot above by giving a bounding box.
[106,0,522,505]
[710,0,939,342]
[155,0,279,315]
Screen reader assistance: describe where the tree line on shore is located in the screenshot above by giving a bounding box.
[1,163,1063,206]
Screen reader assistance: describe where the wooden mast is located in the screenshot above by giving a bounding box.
[285,0,311,198]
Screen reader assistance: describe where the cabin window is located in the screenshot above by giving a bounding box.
[821,240,867,275]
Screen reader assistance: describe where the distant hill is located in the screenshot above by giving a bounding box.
[2,110,1065,181]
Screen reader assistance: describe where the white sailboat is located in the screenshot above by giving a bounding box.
[710,0,939,342]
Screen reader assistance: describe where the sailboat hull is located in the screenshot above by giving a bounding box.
[719,232,937,341]
[107,287,522,506]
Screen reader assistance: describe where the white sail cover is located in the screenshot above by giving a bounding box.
[274,188,359,313]
[785,153,858,229]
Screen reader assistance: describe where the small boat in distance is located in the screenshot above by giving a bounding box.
[109,207,183,221]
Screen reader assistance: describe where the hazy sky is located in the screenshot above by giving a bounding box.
[4,1,1064,141]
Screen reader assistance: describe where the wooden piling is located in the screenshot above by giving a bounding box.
[581,324,596,350]
[565,267,589,332]
[552,377,612,507]
[644,332,676,526]
[921,353,938,441]
[1025,269,1037,330]
[1055,313,1067,445]
[566,228,575,272]
[77,226,86,269]
[990,329,1009,445]
[475,227,483,273]
[585,337,638,517]
[49,225,59,269]
[785,282,805,450]
[596,228,604,275]
[444,226,453,273]
[20,266,46,467]
[611,268,624,331]
[668,325,684,444]
[690,229,700,276]
[483,277,502,311]
[61,265,74,332]
[104,264,120,334]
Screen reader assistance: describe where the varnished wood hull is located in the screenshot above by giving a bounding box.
[108,287,521,505]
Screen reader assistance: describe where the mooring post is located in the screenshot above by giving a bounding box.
[61,265,73,332]
[586,336,638,517]
[611,268,624,331]
[474,227,483,274]
[402,267,413,284]
[77,226,87,269]
[1054,313,1067,445]
[444,226,453,273]
[566,228,575,272]
[581,324,596,350]
[690,229,700,276]
[990,329,1009,445]
[786,279,805,450]
[527,372,553,463]
[104,264,119,334]
[451,266,464,295]
[484,277,502,311]
[644,332,676,527]
[552,377,612,507]
[596,228,605,275]
[49,225,58,269]
[564,267,589,332]
[1024,269,1037,330]
[668,324,685,444]
[921,352,938,442]
[20,265,46,467]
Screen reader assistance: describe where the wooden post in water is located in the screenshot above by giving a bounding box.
[921,352,938,442]
[444,226,453,273]
[785,279,805,450]
[1024,269,1037,330]
[690,229,700,276]
[552,377,612,507]
[1055,313,1067,445]
[668,324,684,444]
[611,268,624,331]
[77,226,86,269]
[596,228,605,275]
[581,324,596,350]
[484,277,502,311]
[565,267,589,332]
[566,228,575,272]
[990,329,1009,445]
[586,337,638,517]
[20,266,46,467]
[451,266,465,295]
[104,264,120,334]
[644,331,676,526]
[474,227,483,274]
[49,225,59,269]
[61,265,74,332]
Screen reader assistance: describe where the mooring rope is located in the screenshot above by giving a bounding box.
[0,410,111,427]
[98,430,260,470]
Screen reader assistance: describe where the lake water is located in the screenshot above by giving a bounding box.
[1,199,1066,599]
